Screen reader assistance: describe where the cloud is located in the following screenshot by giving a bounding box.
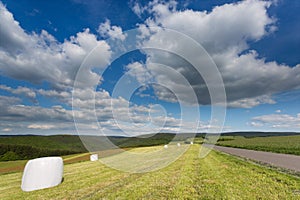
[1,0,299,135]
[98,19,126,41]
[0,2,111,90]
[131,2,145,18]
[41,87,214,135]
[0,93,76,134]
[0,104,74,123]
[0,95,21,106]
[27,124,55,130]
[125,62,153,83]
[0,1,222,135]
[226,95,276,108]
[2,128,11,132]
[0,84,37,102]
[249,121,264,127]
[130,0,300,107]
[0,86,207,135]
[144,0,274,54]
[2,86,163,133]
[0,2,29,54]
[251,113,300,129]
[38,89,70,98]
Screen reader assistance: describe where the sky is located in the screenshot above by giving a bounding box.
[0,0,299,136]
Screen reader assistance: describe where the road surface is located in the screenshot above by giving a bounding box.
[213,145,300,172]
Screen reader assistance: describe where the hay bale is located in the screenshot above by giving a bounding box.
[21,157,63,192]
[177,143,181,147]
[164,144,168,149]
[90,154,98,161]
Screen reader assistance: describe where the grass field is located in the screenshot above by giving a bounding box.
[0,134,180,161]
[0,144,299,199]
[217,135,300,155]
[0,153,90,174]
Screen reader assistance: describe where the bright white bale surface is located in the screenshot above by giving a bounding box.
[177,143,181,147]
[90,154,98,161]
[164,144,168,149]
[21,157,63,192]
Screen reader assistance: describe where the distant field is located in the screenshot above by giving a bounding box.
[0,145,299,199]
[217,135,300,155]
[0,134,191,161]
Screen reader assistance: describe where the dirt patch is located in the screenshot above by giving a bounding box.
[64,154,90,164]
[0,165,25,174]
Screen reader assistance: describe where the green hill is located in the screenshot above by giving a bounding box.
[0,135,87,161]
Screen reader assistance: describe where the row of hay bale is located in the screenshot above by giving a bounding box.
[21,153,99,192]
[21,141,194,192]
[164,141,193,149]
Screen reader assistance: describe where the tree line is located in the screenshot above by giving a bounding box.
[0,144,84,161]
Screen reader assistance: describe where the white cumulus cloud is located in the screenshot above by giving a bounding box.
[0,2,112,90]
[251,113,300,129]
[98,19,126,41]
[131,0,300,107]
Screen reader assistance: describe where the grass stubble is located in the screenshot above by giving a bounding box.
[0,144,299,199]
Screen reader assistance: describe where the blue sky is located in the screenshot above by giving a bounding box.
[0,0,299,135]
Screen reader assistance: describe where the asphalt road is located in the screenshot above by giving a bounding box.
[213,145,300,172]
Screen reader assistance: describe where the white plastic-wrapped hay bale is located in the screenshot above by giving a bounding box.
[90,154,98,161]
[164,144,168,149]
[190,141,193,145]
[21,157,63,192]
[177,143,181,147]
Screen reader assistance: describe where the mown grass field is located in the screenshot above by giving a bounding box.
[0,153,90,174]
[0,144,299,199]
[217,135,300,155]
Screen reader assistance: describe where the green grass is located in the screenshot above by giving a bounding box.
[217,135,300,155]
[0,153,91,174]
[0,144,299,199]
